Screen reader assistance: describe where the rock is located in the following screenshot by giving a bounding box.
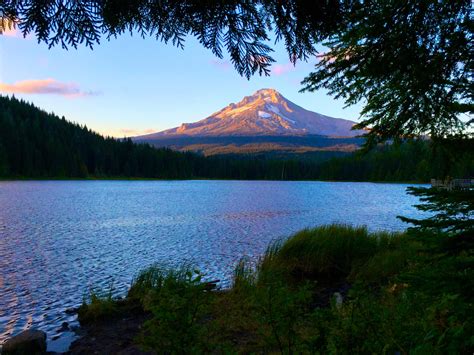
[65,307,78,315]
[333,292,343,307]
[2,330,47,354]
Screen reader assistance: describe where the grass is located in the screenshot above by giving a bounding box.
[257,224,401,284]
[77,224,474,353]
[77,287,119,324]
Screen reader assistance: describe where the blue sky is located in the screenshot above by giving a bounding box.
[1,28,363,137]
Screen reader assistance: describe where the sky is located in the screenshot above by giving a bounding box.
[1,27,363,138]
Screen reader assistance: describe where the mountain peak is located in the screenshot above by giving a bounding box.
[140,89,364,138]
[231,88,283,108]
[250,88,281,102]
[254,88,280,96]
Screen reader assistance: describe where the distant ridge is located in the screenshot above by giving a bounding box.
[136,89,364,139]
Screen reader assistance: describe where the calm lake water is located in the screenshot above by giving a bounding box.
[0,180,427,351]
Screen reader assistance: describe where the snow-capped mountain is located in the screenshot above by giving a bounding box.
[139,89,364,138]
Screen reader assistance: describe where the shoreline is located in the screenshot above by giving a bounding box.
[0,177,428,184]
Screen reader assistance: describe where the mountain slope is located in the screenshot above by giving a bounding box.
[137,89,364,139]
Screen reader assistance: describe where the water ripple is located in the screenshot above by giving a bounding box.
[0,180,427,351]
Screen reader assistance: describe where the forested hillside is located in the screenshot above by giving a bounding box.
[0,95,203,178]
[0,96,472,181]
[316,140,474,182]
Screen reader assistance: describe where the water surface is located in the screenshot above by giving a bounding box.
[0,180,426,351]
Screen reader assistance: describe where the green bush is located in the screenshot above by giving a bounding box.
[253,273,313,353]
[134,264,213,353]
[314,285,474,354]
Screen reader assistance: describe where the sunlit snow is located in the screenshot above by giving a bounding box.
[258,111,272,118]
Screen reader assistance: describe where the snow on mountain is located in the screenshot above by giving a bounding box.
[138,89,364,138]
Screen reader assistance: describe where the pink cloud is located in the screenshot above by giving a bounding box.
[109,128,157,138]
[271,62,295,76]
[0,18,29,39]
[1,26,20,37]
[209,59,231,70]
[0,79,99,98]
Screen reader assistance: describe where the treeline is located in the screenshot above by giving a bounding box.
[0,95,472,181]
[0,95,203,179]
[316,140,474,182]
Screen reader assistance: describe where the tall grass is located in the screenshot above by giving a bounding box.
[256,224,402,284]
[127,263,201,302]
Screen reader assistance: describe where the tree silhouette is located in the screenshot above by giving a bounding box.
[0,1,341,78]
[302,0,473,146]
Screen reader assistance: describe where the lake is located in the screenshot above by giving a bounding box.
[0,180,427,351]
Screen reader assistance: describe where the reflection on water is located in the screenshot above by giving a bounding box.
[0,180,426,350]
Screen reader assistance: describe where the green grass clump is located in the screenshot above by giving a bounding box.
[258,224,402,284]
[77,287,118,324]
[226,225,413,352]
[232,257,257,293]
[349,249,409,284]
[127,264,174,301]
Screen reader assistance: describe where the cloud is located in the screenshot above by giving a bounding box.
[110,128,157,138]
[209,59,231,70]
[1,26,32,40]
[0,18,26,38]
[0,79,99,98]
[271,62,296,76]
[1,26,19,37]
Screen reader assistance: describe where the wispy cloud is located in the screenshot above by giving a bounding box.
[0,79,99,98]
[0,18,27,38]
[271,62,296,76]
[109,128,157,138]
[1,26,20,37]
[209,59,231,70]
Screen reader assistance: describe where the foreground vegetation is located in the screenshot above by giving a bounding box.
[77,224,473,354]
[1,96,472,182]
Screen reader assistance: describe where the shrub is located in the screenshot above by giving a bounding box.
[135,264,213,353]
[253,273,313,353]
[78,225,473,353]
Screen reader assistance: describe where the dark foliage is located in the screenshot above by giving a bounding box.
[316,140,473,182]
[77,226,474,353]
[399,187,474,235]
[302,0,473,146]
[0,0,342,78]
